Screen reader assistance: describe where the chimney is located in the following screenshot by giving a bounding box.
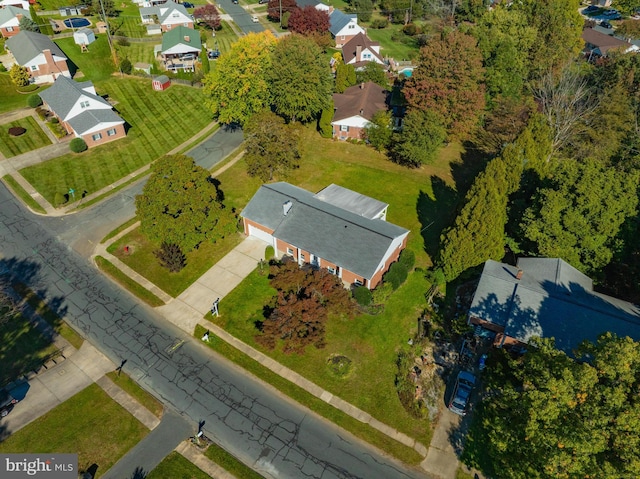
[283,200,292,216]
[360,82,365,89]
[184,35,190,42]
[43,49,54,66]
[515,269,523,280]
[355,44,362,62]
[359,109,364,116]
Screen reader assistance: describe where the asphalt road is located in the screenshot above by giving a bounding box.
[185,124,244,171]
[219,0,266,34]
[0,190,425,477]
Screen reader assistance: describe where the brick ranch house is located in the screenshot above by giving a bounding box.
[241,182,409,289]
[468,258,640,354]
[39,75,126,148]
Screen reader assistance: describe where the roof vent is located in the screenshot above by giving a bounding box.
[283,200,293,216]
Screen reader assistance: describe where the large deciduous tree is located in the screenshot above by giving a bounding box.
[267,34,332,122]
[193,4,220,30]
[135,155,234,252]
[364,110,393,152]
[288,5,329,35]
[256,261,356,354]
[392,109,446,166]
[203,31,276,125]
[267,0,297,21]
[478,334,640,479]
[244,111,302,181]
[403,30,485,140]
[520,158,638,275]
[9,65,30,87]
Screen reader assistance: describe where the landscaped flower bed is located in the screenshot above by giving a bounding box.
[8,126,26,136]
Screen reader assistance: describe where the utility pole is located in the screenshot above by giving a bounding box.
[279,0,282,28]
[99,0,118,71]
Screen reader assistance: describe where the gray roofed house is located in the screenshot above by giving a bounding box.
[469,258,640,354]
[241,182,409,289]
[5,30,70,83]
[39,75,126,146]
[0,5,30,38]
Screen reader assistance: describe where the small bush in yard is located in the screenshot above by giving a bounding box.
[54,192,67,207]
[69,138,87,153]
[399,249,415,271]
[353,286,372,306]
[50,117,59,124]
[27,94,42,108]
[383,261,408,290]
[154,242,187,272]
[265,245,274,260]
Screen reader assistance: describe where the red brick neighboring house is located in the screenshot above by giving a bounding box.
[342,32,384,69]
[5,30,70,83]
[241,182,409,289]
[331,81,388,140]
[39,76,126,147]
[0,5,30,38]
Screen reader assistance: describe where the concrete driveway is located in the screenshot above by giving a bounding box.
[156,236,269,331]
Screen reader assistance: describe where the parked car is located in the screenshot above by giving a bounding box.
[207,49,220,59]
[182,1,194,7]
[601,20,613,28]
[251,14,259,22]
[259,0,269,3]
[232,0,238,4]
[448,371,476,416]
[0,389,18,418]
[584,5,599,13]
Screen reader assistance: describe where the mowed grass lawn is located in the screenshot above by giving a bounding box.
[55,35,116,82]
[0,383,149,476]
[0,116,52,158]
[0,74,49,114]
[147,452,211,479]
[366,22,420,61]
[20,78,213,205]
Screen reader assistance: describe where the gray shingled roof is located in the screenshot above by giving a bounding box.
[313,184,387,219]
[158,0,189,22]
[39,75,111,121]
[67,109,124,135]
[241,182,408,280]
[329,9,355,36]
[6,30,66,66]
[469,259,640,354]
[0,5,30,25]
[295,0,320,7]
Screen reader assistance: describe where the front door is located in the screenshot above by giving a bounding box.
[310,254,320,268]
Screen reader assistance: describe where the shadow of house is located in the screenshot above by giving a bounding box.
[469,258,640,355]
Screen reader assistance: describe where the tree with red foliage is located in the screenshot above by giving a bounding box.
[288,6,329,35]
[257,260,356,354]
[267,0,297,21]
[403,30,485,141]
[194,4,220,30]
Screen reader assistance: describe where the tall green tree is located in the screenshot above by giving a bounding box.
[511,0,583,77]
[203,31,276,125]
[392,109,446,166]
[18,15,39,32]
[364,110,393,152]
[472,7,536,102]
[334,62,356,93]
[353,0,373,22]
[267,34,332,122]
[244,111,302,181]
[403,30,485,140]
[478,334,640,479]
[356,62,389,88]
[135,155,234,252]
[521,158,638,275]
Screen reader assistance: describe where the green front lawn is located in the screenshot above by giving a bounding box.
[0,116,52,158]
[107,229,243,298]
[204,444,265,479]
[147,452,211,479]
[0,384,149,477]
[106,370,164,418]
[55,35,116,82]
[20,77,213,205]
[208,21,241,55]
[366,23,420,61]
[0,74,44,114]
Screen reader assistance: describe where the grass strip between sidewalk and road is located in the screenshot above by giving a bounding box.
[95,256,165,307]
[193,325,424,466]
[12,282,84,350]
[2,175,47,214]
[106,370,164,418]
[204,443,266,479]
[147,451,212,479]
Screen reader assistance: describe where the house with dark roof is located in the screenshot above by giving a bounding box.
[0,5,30,38]
[468,258,640,354]
[141,0,192,32]
[582,27,639,58]
[295,0,364,48]
[241,182,409,289]
[39,76,126,148]
[5,30,70,83]
[331,81,388,140]
[342,32,384,68]
[159,25,200,71]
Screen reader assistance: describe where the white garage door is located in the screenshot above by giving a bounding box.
[248,224,273,244]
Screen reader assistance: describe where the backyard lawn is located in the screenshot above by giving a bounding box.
[0,383,149,476]
[0,74,49,114]
[0,116,52,158]
[55,35,116,82]
[20,77,214,205]
[366,23,421,61]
